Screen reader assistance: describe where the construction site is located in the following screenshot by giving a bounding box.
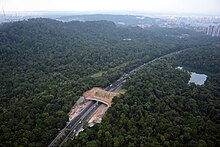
[68,87,118,127]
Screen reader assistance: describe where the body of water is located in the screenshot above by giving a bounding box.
[188,72,207,85]
[176,66,207,85]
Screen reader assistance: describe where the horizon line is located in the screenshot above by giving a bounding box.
[0,10,220,17]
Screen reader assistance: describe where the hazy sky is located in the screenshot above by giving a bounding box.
[1,0,220,15]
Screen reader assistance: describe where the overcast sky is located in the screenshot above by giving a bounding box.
[1,0,220,15]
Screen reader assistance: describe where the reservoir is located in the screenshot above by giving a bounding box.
[176,66,207,85]
[188,72,207,85]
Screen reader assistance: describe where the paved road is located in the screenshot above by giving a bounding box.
[108,81,125,92]
[66,101,95,128]
[105,48,194,94]
[49,47,194,146]
[72,102,102,136]
[49,101,95,146]
[59,102,101,146]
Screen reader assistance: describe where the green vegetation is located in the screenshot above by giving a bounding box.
[90,62,128,78]
[118,89,127,95]
[69,45,220,146]
[168,46,220,74]
[91,71,106,78]
[0,18,219,146]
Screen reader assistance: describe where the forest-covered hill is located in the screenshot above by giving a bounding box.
[0,18,219,146]
[70,45,220,147]
[57,14,162,26]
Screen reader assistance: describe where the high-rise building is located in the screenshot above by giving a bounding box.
[207,25,213,35]
[206,25,220,37]
[217,26,220,37]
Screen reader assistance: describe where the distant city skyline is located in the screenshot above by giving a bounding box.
[1,0,220,15]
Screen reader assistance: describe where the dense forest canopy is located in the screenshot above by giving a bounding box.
[0,18,219,146]
[70,45,220,147]
[57,14,161,26]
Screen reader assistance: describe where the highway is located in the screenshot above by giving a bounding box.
[55,81,124,146]
[49,47,194,146]
[66,101,95,128]
[108,80,126,92]
[71,102,101,136]
[59,102,101,146]
[48,101,96,146]
[105,48,195,94]
[57,82,125,146]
